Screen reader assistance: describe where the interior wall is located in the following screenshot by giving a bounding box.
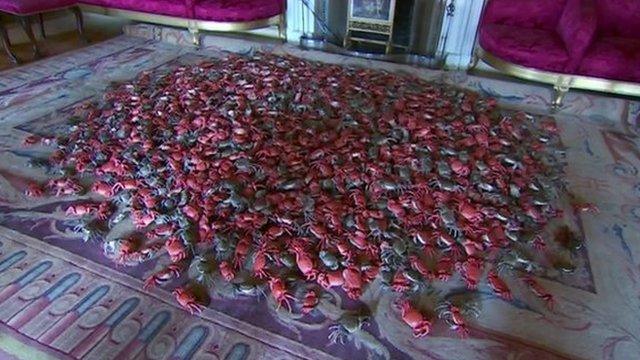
[437,0,485,69]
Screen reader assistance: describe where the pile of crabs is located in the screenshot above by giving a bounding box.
[23,53,594,339]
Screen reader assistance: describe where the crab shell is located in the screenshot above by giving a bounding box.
[165,237,187,262]
[293,248,317,280]
[219,261,236,281]
[317,270,344,289]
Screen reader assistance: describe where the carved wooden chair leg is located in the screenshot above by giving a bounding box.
[18,16,41,59]
[71,7,88,44]
[0,21,19,64]
[38,13,46,38]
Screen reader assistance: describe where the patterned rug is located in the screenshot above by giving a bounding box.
[0,27,639,360]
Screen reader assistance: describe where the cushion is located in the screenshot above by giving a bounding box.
[556,0,597,71]
[80,0,188,18]
[480,23,570,73]
[481,0,567,31]
[594,0,640,38]
[578,37,640,83]
[0,0,77,15]
[194,0,283,22]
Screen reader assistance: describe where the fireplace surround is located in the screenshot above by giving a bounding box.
[295,0,484,69]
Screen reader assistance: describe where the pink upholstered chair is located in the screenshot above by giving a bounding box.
[578,0,640,83]
[477,0,639,105]
[478,0,596,74]
[0,0,85,64]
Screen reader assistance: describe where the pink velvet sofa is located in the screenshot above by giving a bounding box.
[79,0,286,44]
[477,0,640,106]
[1,0,285,64]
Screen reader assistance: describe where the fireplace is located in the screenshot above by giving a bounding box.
[293,0,486,70]
[300,0,445,64]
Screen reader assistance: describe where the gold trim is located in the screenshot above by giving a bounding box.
[79,4,282,34]
[348,21,391,34]
[477,46,640,97]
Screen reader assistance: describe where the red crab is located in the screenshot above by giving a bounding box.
[342,266,363,300]
[66,203,98,217]
[291,243,318,280]
[165,237,188,262]
[487,269,512,301]
[219,260,235,281]
[24,182,45,197]
[437,303,473,338]
[398,299,431,337]
[173,287,204,314]
[22,134,42,146]
[144,263,183,289]
[521,275,555,310]
[317,270,344,289]
[269,277,294,311]
[301,289,319,314]
[457,257,483,289]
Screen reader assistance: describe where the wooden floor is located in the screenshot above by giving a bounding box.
[0,13,128,71]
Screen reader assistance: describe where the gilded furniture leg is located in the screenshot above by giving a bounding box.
[188,27,200,47]
[469,49,480,70]
[18,16,41,58]
[38,14,46,38]
[552,84,569,110]
[0,20,19,64]
[71,7,88,43]
[278,13,287,43]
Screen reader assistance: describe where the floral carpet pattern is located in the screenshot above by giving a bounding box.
[0,27,639,359]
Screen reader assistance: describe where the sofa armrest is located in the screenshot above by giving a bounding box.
[556,0,597,71]
[482,0,566,31]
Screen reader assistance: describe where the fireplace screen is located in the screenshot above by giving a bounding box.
[344,0,397,53]
[351,0,393,20]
